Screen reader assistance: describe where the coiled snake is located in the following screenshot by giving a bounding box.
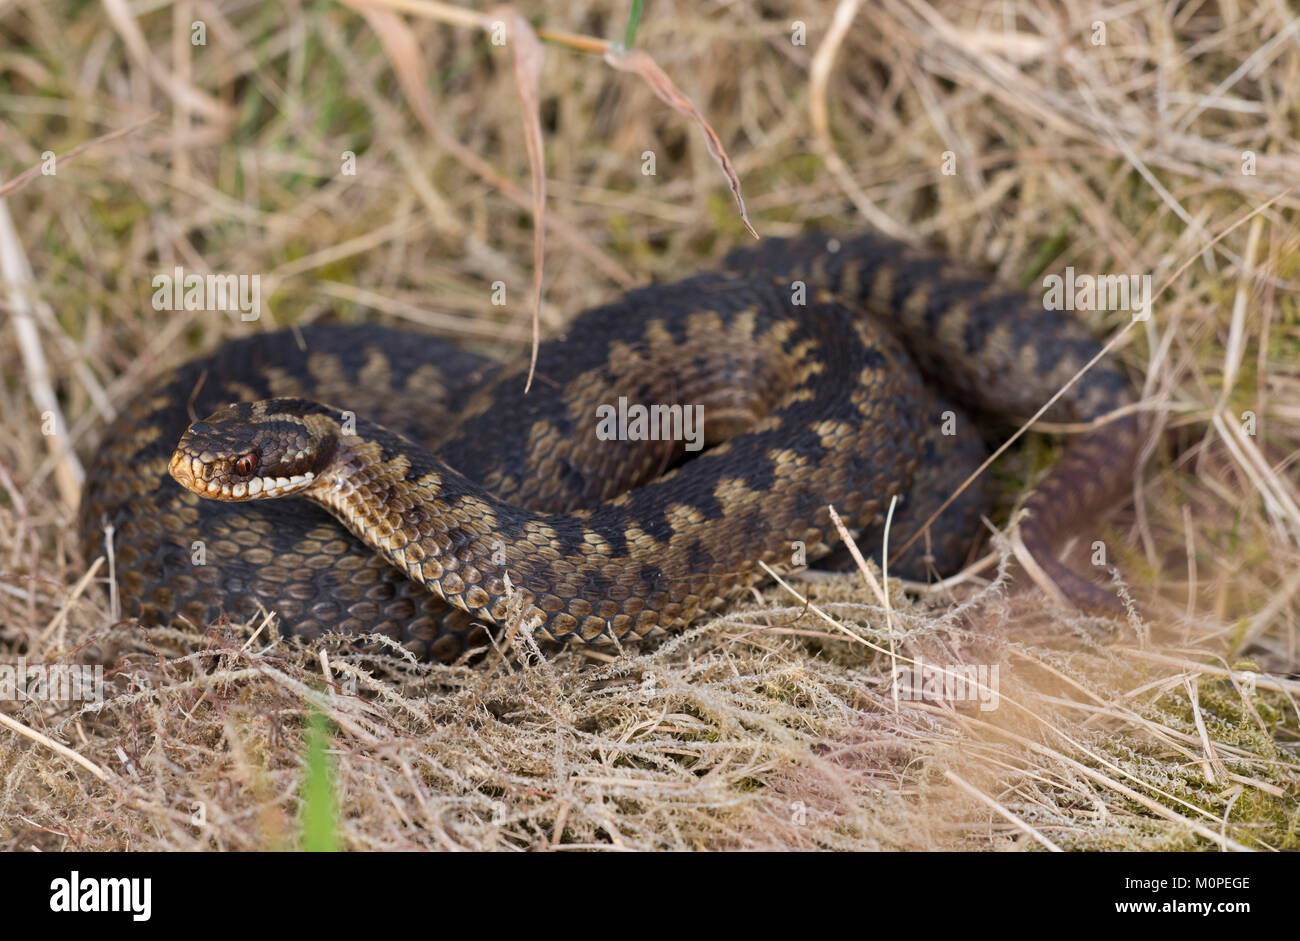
[80,234,1140,661]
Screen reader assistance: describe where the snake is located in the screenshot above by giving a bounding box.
[80,233,1141,661]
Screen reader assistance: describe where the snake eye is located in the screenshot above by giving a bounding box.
[234,452,258,476]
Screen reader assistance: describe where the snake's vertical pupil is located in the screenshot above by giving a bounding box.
[235,453,257,476]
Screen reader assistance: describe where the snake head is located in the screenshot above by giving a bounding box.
[169,399,338,501]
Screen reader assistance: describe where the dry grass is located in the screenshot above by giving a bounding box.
[2,0,1299,850]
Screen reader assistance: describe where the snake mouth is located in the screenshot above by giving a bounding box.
[168,450,317,501]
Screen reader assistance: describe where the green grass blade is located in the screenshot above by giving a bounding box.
[623,0,645,49]
[299,704,341,852]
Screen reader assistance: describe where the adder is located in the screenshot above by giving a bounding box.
[80,233,1141,661]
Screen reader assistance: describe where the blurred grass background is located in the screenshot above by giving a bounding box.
[0,0,1298,850]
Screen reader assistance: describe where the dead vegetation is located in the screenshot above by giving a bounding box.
[1,0,1298,850]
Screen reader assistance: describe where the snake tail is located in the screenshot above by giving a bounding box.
[727,233,1140,612]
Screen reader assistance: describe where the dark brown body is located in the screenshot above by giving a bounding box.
[81,234,1139,659]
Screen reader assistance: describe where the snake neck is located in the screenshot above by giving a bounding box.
[307,416,534,625]
[309,412,697,644]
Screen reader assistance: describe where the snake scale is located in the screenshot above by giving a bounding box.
[80,233,1140,661]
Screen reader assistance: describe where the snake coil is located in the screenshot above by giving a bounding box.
[81,234,1139,661]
